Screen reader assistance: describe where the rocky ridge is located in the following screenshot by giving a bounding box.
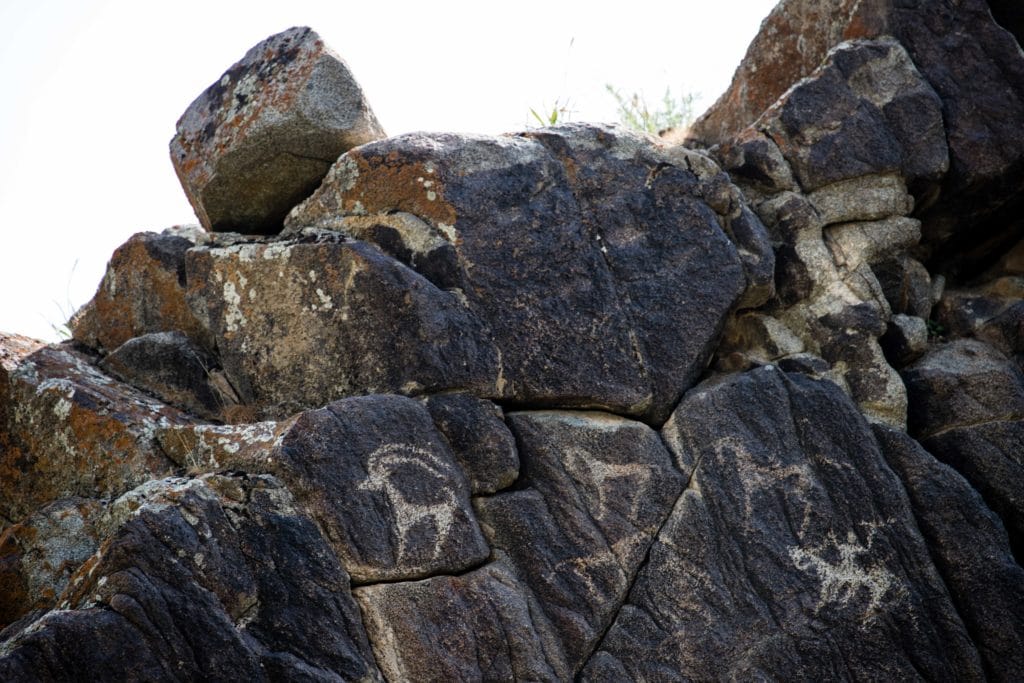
[3,7,1024,681]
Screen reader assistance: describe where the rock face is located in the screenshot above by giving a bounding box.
[170,27,385,234]
[5,10,1024,681]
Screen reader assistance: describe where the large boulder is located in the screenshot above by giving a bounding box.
[583,367,983,680]
[170,27,385,234]
[284,124,750,422]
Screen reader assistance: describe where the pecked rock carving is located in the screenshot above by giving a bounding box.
[4,6,1024,680]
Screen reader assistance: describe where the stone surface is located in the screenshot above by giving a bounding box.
[933,278,1024,359]
[100,331,227,419]
[874,425,1024,681]
[902,339,1024,439]
[686,0,1024,274]
[874,254,935,318]
[170,27,385,234]
[185,233,499,419]
[354,561,567,682]
[286,124,747,422]
[0,498,104,629]
[879,313,928,368]
[70,232,208,353]
[423,392,519,494]
[0,344,187,526]
[583,368,982,680]
[0,475,382,681]
[162,395,490,583]
[475,410,686,674]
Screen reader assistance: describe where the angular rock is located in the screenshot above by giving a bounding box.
[474,410,686,674]
[354,561,567,681]
[161,395,490,583]
[879,313,928,368]
[0,332,44,444]
[922,422,1024,563]
[874,254,935,318]
[1,344,187,525]
[0,498,105,629]
[185,233,500,417]
[70,232,207,353]
[688,0,1024,273]
[286,124,747,421]
[0,475,382,681]
[583,368,982,680]
[423,392,519,494]
[874,425,1024,681]
[100,331,227,419]
[902,339,1024,439]
[933,278,1024,359]
[757,38,947,192]
[807,174,914,226]
[170,27,385,234]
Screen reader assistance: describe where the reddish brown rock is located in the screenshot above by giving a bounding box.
[69,232,207,353]
[1,344,187,526]
[170,27,385,234]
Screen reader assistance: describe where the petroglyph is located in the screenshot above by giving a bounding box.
[358,443,462,565]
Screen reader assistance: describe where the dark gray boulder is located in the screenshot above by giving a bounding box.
[583,367,982,680]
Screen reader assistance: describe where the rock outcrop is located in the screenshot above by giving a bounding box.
[4,9,1024,681]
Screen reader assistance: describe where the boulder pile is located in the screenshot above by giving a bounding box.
[3,5,1024,680]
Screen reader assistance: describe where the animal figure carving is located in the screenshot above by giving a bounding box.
[357,443,461,566]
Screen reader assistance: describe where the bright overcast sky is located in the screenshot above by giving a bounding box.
[0,0,777,342]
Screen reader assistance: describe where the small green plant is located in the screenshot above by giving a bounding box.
[528,97,574,127]
[606,85,697,135]
[44,259,80,340]
[926,318,946,340]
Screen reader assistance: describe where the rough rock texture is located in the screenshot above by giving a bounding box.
[584,368,982,680]
[475,411,686,674]
[685,0,1024,276]
[70,232,208,353]
[874,425,1024,681]
[170,27,385,234]
[5,12,1024,680]
[284,125,752,422]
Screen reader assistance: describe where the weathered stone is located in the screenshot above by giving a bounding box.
[170,27,385,234]
[583,368,982,680]
[688,0,1024,273]
[0,475,382,681]
[902,339,1024,439]
[423,392,519,495]
[933,278,1024,359]
[185,233,500,418]
[874,425,1024,681]
[0,498,104,630]
[824,216,920,271]
[759,39,947,192]
[287,124,746,422]
[0,333,44,448]
[474,410,685,674]
[354,561,567,682]
[922,422,1024,563]
[879,313,928,368]
[162,395,490,583]
[69,232,208,353]
[874,254,935,318]
[807,174,914,226]
[1,344,187,525]
[100,331,226,419]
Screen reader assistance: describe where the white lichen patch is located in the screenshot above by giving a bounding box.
[438,223,457,242]
[313,288,334,311]
[223,280,248,333]
[52,397,73,420]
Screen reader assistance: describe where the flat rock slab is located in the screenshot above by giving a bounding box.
[185,233,500,418]
[171,27,385,234]
[161,394,489,583]
[475,410,686,674]
[354,561,567,682]
[286,124,746,421]
[583,367,982,680]
[0,475,382,681]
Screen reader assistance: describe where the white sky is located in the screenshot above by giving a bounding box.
[0,0,777,342]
